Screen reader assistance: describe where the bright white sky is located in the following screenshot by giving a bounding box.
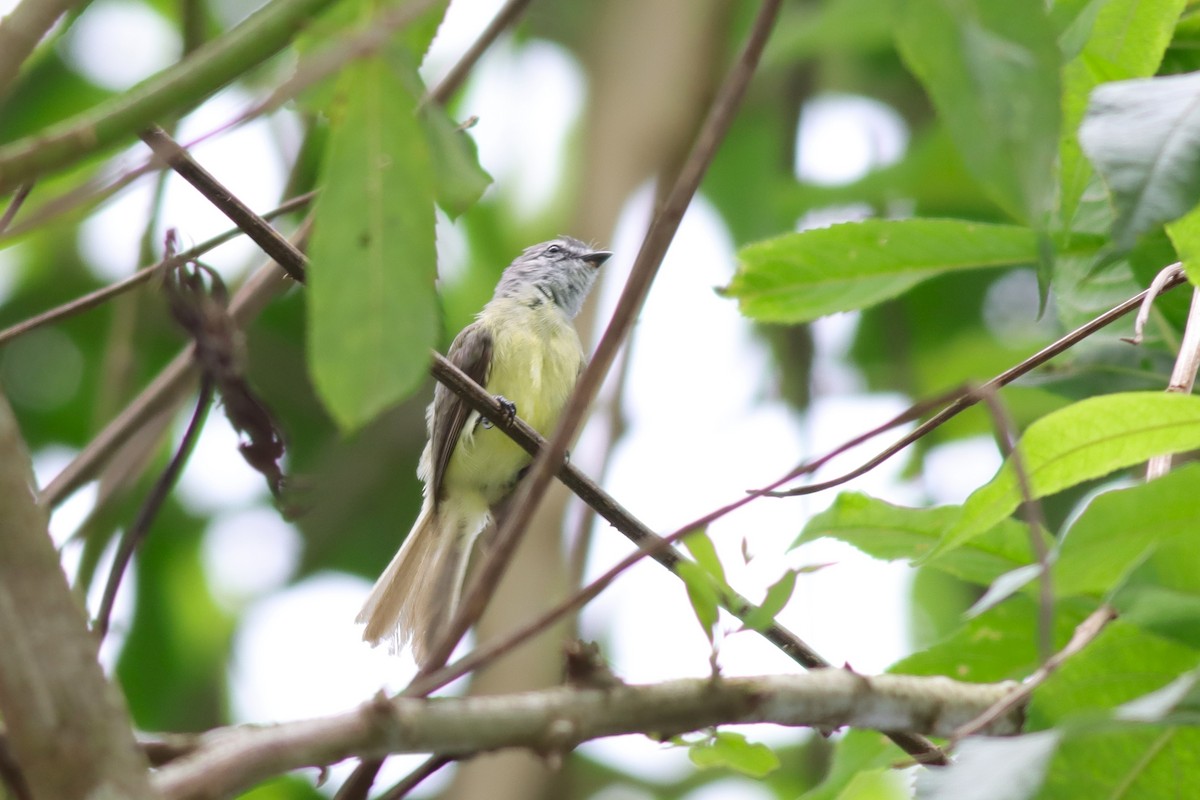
[26,0,1008,796]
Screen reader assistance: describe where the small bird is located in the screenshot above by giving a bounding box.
[357,236,611,665]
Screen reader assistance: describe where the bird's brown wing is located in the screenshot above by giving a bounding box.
[429,323,493,503]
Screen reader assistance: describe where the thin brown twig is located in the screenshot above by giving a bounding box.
[0,182,32,235]
[1,156,165,241]
[139,127,307,283]
[0,191,315,349]
[331,757,382,800]
[427,0,532,105]
[376,755,452,800]
[951,604,1117,742]
[763,267,1189,498]
[977,386,1054,665]
[93,378,213,640]
[412,352,948,765]
[411,0,786,685]
[566,346,632,606]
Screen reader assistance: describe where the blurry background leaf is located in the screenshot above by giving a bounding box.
[895,0,1060,224]
[1080,71,1200,251]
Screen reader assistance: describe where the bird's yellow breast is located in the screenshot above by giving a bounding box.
[443,295,585,504]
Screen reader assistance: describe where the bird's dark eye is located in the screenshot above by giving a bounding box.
[545,244,563,257]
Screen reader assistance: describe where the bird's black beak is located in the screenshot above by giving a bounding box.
[582,250,612,267]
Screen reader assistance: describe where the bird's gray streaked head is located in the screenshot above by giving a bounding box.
[494,236,611,318]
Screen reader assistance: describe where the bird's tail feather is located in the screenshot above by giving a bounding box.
[356,504,478,665]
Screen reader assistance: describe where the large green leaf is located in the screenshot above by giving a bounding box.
[1057,0,1185,229]
[724,219,1037,323]
[933,393,1200,558]
[1028,620,1200,727]
[1055,464,1200,598]
[893,596,1090,684]
[1080,71,1200,251]
[308,57,438,431]
[1111,533,1200,650]
[895,0,1060,223]
[796,492,1034,586]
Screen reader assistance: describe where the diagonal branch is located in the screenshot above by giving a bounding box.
[413,0,785,692]
[0,394,155,799]
[0,0,340,193]
[153,670,1021,800]
[39,223,308,508]
[763,267,1189,498]
[0,0,88,103]
[0,190,315,348]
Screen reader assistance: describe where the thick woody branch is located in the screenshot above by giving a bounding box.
[155,670,1020,800]
[0,394,154,799]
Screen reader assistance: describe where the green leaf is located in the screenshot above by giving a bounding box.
[687,731,780,778]
[422,107,492,219]
[683,529,726,583]
[893,596,1091,684]
[895,0,1060,223]
[1056,464,1200,598]
[1109,530,1200,649]
[308,57,438,431]
[676,560,721,644]
[1166,203,1200,286]
[1117,584,1200,651]
[1080,71,1200,251]
[1028,619,1200,728]
[799,730,899,800]
[932,393,1200,559]
[740,570,798,632]
[1041,726,1200,799]
[833,768,910,800]
[1058,0,1186,228]
[724,219,1038,323]
[796,492,1035,586]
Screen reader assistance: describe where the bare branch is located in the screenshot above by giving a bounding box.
[414,0,786,689]
[94,378,213,640]
[978,387,1054,664]
[0,182,33,235]
[155,671,1020,800]
[765,266,1189,497]
[419,353,947,766]
[39,221,309,508]
[427,0,532,104]
[0,0,85,103]
[377,755,452,800]
[139,127,307,283]
[0,191,314,348]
